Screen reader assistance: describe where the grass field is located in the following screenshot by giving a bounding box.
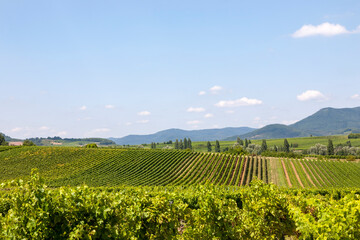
[150,135,360,152]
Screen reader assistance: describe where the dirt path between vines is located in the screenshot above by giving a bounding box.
[299,161,316,187]
[313,162,332,186]
[290,161,304,188]
[209,154,223,181]
[174,153,201,181]
[281,159,292,187]
[239,157,248,186]
[228,155,239,185]
[302,161,322,187]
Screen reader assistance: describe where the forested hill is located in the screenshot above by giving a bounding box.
[226,106,360,140]
[110,127,256,145]
[290,107,360,135]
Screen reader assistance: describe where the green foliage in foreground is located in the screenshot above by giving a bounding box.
[1,172,360,239]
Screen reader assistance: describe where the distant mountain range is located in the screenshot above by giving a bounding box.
[111,106,360,144]
[3,106,360,145]
[225,106,360,140]
[109,127,256,145]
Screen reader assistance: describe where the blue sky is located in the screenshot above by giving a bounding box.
[1,0,360,139]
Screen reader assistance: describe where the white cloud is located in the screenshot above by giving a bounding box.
[292,22,360,38]
[226,110,235,114]
[138,111,151,116]
[39,126,50,131]
[351,94,360,100]
[187,107,205,113]
[210,85,223,94]
[137,119,149,124]
[204,113,214,118]
[212,124,219,128]
[215,97,262,107]
[187,120,201,125]
[198,91,206,96]
[11,127,22,132]
[80,105,87,111]
[297,90,327,101]
[105,105,115,109]
[92,128,110,133]
[356,26,360,33]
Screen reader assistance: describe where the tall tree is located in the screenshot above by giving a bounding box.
[179,139,184,150]
[237,137,244,146]
[207,141,212,152]
[184,138,188,149]
[175,139,179,149]
[261,139,267,152]
[0,133,7,146]
[215,140,220,153]
[327,139,334,155]
[188,138,192,150]
[245,139,248,148]
[284,139,290,153]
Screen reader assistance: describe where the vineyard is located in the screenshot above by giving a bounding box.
[0,172,360,239]
[0,146,360,188]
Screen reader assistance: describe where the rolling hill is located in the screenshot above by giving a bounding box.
[110,127,256,145]
[290,107,360,135]
[224,124,308,141]
[226,106,360,140]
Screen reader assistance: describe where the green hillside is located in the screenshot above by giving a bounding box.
[154,135,360,152]
[226,124,308,140]
[1,146,359,188]
[291,107,360,135]
[225,106,360,140]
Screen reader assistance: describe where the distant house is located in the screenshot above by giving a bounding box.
[9,141,23,146]
[51,141,63,146]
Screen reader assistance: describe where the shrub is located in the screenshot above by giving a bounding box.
[84,143,98,148]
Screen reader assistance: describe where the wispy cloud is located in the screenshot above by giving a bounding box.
[80,105,87,111]
[92,128,110,133]
[57,131,67,136]
[210,85,223,94]
[292,22,360,38]
[137,119,149,124]
[204,113,214,118]
[105,105,115,109]
[215,97,262,107]
[138,111,151,116]
[351,94,360,100]
[187,120,201,125]
[198,91,206,96]
[11,127,22,132]
[39,126,50,131]
[187,107,205,113]
[297,90,327,101]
